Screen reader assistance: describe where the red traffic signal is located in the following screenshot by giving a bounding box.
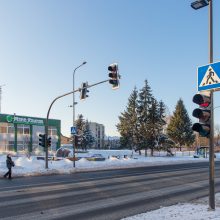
[192,94,210,107]
[192,93,211,137]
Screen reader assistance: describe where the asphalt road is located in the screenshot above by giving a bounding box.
[0,161,220,220]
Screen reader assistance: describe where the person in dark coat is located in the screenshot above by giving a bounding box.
[3,154,15,179]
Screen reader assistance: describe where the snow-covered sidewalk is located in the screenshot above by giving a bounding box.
[122,194,220,220]
[0,149,210,177]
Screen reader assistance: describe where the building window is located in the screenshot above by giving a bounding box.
[0,123,14,134]
[0,140,14,151]
[17,125,30,135]
[48,126,57,136]
[8,125,15,134]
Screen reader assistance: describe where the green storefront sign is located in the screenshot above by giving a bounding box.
[6,115,44,125]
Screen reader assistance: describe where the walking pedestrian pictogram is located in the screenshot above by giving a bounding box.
[199,66,220,86]
[197,61,220,91]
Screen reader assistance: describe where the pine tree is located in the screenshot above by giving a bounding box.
[117,87,139,149]
[167,98,195,151]
[75,114,85,149]
[81,120,95,151]
[147,97,160,156]
[137,80,153,154]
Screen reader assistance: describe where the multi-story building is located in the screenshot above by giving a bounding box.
[88,122,105,149]
[0,113,61,154]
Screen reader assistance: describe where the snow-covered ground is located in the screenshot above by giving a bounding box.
[122,202,220,220]
[0,149,219,220]
[0,149,210,177]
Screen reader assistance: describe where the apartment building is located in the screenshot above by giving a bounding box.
[88,122,105,149]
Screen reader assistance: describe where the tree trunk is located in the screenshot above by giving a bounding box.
[145,149,147,157]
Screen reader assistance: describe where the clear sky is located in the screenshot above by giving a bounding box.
[1,0,220,137]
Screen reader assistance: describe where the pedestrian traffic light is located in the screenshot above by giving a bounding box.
[192,93,211,137]
[47,137,52,147]
[74,135,82,147]
[39,134,46,148]
[80,82,89,100]
[108,63,120,89]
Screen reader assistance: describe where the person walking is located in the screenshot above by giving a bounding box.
[3,154,15,179]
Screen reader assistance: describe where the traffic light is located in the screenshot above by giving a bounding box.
[108,63,120,89]
[47,137,52,147]
[39,134,46,148]
[80,82,89,100]
[74,135,82,147]
[192,93,211,137]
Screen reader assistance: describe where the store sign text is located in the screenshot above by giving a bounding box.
[6,115,44,125]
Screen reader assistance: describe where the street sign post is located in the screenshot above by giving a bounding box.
[198,61,220,92]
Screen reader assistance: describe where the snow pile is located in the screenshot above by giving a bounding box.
[0,150,211,177]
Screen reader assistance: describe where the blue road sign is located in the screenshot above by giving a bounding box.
[71,126,77,135]
[198,61,220,92]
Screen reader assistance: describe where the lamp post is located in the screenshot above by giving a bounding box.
[191,0,215,210]
[72,61,87,167]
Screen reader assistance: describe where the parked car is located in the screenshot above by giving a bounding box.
[87,154,105,161]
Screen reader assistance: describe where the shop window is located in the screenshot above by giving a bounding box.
[8,126,15,134]
[17,125,30,135]
[24,127,30,134]
[0,123,14,134]
[48,126,57,136]
[0,127,7,133]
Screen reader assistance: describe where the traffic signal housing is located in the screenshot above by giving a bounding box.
[192,93,211,137]
[47,137,52,147]
[108,63,120,89]
[39,134,46,148]
[80,82,89,100]
[74,135,82,147]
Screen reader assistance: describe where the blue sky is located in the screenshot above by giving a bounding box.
[1,0,220,137]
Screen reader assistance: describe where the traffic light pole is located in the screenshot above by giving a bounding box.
[45,79,109,169]
[208,0,215,210]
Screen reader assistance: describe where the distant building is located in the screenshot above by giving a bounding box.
[88,122,105,149]
[0,113,61,154]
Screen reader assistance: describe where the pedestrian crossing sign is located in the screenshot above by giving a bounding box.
[198,61,220,91]
[71,126,77,135]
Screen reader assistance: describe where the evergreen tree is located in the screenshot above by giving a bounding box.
[167,98,195,150]
[137,80,153,154]
[147,97,160,156]
[158,100,167,132]
[75,114,85,149]
[81,120,95,151]
[117,87,139,149]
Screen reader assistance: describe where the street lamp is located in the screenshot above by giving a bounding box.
[72,61,87,167]
[191,0,215,210]
[191,0,209,10]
